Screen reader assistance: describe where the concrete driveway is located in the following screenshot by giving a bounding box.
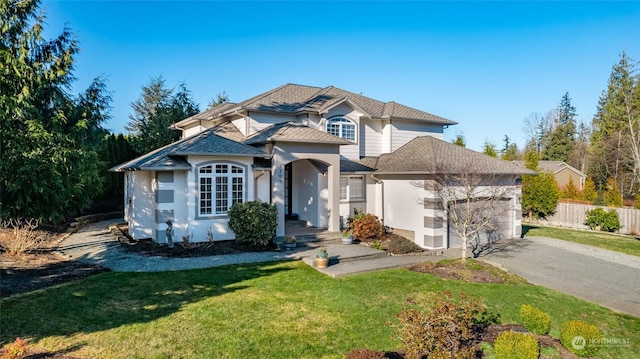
[478,236,640,317]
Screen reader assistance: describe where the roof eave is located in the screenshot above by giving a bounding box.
[387,115,457,125]
[171,151,271,158]
[110,165,193,172]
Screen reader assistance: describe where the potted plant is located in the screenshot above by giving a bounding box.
[283,235,296,250]
[315,248,329,268]
[341,230,354,244]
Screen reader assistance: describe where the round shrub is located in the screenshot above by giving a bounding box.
[227,200,277,247]
[494,331,539,359]
[519,304,551,335]
[390,291,484,359]
[560,320,603,357]
[584,208,622,232]
[350,213,383,240]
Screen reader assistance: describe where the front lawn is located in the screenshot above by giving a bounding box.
[2,261,638,358]
[523,224,640,257]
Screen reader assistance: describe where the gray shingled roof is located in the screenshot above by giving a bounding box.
[374,136,536,175]
[111,127,266,172]
[340,158,376,173]
[175,84,457,126]
[244,122,352,145]
[513,160,586,177]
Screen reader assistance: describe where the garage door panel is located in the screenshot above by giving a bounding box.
[447,199,511,249]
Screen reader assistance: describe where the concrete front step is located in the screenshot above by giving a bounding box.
[303,254,430,278]
[293,232,341,243]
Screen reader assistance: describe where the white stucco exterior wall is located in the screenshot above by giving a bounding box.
[184,155,256,242]
[379,176,426,241]
[127,171,154,240]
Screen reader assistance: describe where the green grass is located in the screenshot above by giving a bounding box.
[1,261,638,358]
[523,224,640,257]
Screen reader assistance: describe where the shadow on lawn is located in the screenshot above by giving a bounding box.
[0,258,293,343]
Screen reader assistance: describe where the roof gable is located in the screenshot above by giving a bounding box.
[111,127,266,172]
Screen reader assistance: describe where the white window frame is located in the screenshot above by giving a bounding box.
[197,162,246,217]
[340,175,365,201]
[326,117,357,143]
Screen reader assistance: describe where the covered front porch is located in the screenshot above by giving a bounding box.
[284,219,341,242]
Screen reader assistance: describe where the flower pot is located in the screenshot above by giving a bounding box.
[341,234,354,245]
[315,257,329,268]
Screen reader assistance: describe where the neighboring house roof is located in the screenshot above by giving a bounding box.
[340,158,376,173]
[111,127,267,172]
[244,122,352,145]
[175,83,457,127]
[373,136,536,175]
[513,160,587,178]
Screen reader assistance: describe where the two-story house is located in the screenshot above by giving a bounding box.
[112,83,532,249]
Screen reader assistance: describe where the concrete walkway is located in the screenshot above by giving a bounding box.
[57,219,443,276]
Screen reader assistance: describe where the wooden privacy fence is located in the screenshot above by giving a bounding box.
[540,203,640,234]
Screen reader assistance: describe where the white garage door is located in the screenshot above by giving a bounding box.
[447,199,512,249]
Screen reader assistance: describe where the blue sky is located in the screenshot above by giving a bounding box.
[43,1,640,151]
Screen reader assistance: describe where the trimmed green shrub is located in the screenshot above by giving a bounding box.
[388,237,422,254]
[227,201,277,247]
[560,320,603,357]
[585,208,622,232]
[390,291,485,359]
[494,331,539,359]
[519,304,551,335]
[350,213,383,240]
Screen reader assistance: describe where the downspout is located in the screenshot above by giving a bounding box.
[370,173,384,223]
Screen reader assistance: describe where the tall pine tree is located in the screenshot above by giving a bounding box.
[126,77,200,154]
[542,92,577,162]
[1,0,110,222]
[590,52,640,198]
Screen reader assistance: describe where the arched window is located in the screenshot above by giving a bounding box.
[326,117,356,142]
[198,163,245,216]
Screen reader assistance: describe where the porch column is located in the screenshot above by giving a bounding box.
[328,158,340,232]
[272,154,286,237]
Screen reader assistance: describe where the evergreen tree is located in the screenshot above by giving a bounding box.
[126,77,200,154]
[542,93,577,162]
[521,151,560,220]
[208,90,230,109]
[580,177,598,203]
[522,172,560,221]
[561,177,579,200]
[590,52,640,197]
[0,0,109,222]
[452,133,466,147]
[501,143,521,161]
[483,142,498,157]
[604,177,623,207]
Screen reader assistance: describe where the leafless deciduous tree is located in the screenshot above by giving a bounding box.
[415,161,525,262]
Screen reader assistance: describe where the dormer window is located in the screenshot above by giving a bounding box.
[326,117,356,142]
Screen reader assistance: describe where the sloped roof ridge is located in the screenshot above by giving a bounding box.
[237,83,297,108]
[303,85,337,109]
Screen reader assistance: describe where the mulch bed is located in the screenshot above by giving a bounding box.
[114,223,277,257]
[407,261,506,283]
